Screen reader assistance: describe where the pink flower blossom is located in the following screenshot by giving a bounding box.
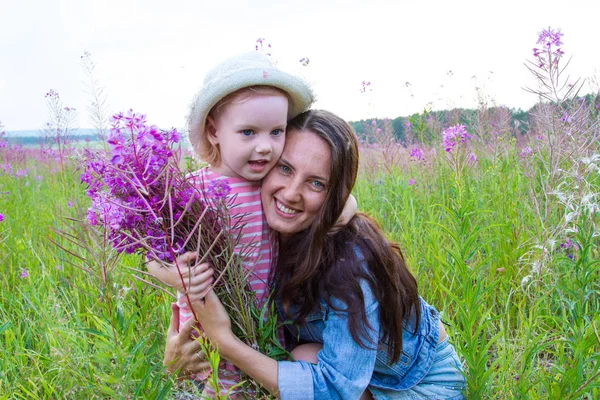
[360,81,371,93]
[520,147,533,158]
[408,178,416,186]
[561,112,572,123]
[20,269,29,278]
[442,124,470,152]
[207,179,231,200]
[533,27,565,69]
[45,89,59,99]
[410,147,424,161]
[0,213,4,222]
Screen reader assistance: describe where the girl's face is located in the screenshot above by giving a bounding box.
[207,93,288,180]
[260,128,331,238]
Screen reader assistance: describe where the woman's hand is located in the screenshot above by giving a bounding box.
[163,303,211,378]
[191,290,237,357]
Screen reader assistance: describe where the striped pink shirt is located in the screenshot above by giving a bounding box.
[177,167,278,396]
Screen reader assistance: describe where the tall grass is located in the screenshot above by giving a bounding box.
[1,30,599,399]
[354,131,599,398]
[1,109,598,398]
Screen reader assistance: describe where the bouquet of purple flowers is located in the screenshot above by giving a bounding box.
[80,110,226,262]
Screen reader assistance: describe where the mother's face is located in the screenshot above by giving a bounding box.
[260,128,330,238]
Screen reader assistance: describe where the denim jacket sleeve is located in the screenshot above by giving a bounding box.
[277,278,380,400]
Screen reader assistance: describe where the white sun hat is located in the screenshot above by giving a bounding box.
[187,52,314,158]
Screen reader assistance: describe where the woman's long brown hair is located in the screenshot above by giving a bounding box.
[273,110,420,363]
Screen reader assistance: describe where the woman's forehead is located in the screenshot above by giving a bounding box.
[283,129,330,176]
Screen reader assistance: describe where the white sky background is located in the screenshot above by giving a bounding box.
[1,0,599,131]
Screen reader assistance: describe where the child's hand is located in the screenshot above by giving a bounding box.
[147,252,214,301]
[332,194,357,232]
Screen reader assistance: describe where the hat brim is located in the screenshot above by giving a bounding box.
[187,65,314,158]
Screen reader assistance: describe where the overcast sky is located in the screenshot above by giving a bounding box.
[1,0,598,131]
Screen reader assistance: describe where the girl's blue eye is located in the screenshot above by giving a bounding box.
[279,164,291,174]
[271,129,284,137]
[240,130,253,137]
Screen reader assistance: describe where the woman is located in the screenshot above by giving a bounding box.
[169,110,466,399]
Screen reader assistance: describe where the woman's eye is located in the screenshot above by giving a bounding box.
[240,130,254,137]
[271,129,284,137]
[312,181,325,190]
[279,164,291,174]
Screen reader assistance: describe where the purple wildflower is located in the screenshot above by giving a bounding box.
[56,264,63,270]
[537,27,563,49]
[207,179,231,200]
[560,238,574,250]
[360,81,371,93]
[520,147,533,158]
[468,153,478,163]
[45,89,59,99]
[2,163,13,175]
[67,201,74,208]
[20,269,29,278]
[410,147,424,161]
[561,112,572,123]
[442,124,470,152]
[408,178,416,186]
[0,213,4,222]
[533,27,565,68]
[15,169,28,178]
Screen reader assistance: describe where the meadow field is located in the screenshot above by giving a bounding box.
[1,31,599,399]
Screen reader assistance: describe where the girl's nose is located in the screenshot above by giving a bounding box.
[255,138,273,155]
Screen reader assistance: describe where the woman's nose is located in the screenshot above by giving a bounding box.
[280,179,302,203]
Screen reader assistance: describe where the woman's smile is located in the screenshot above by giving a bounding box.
[274,198,300,216]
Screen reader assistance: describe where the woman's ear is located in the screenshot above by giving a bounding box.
[206,116,219,145]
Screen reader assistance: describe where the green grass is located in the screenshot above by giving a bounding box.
[1,138,599,398]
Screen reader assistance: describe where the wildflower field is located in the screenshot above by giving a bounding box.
[1,29,599,399]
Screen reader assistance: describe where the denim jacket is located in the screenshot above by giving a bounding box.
[276,248,440,400]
